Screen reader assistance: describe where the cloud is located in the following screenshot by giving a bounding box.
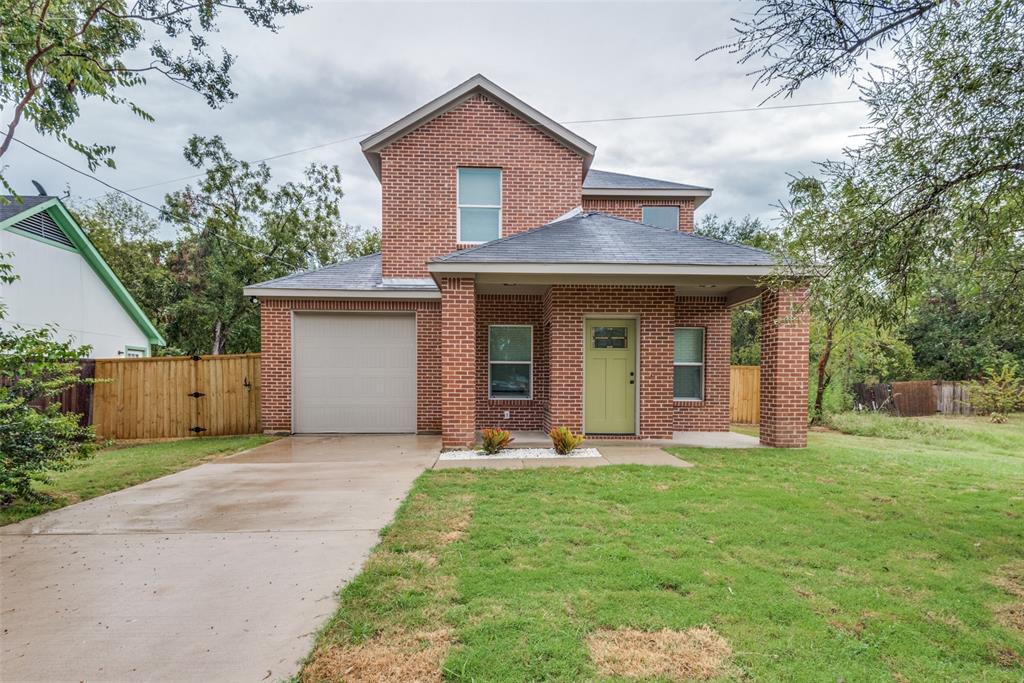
[3,1,870,239]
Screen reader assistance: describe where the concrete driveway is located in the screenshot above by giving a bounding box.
[0,435,439,683]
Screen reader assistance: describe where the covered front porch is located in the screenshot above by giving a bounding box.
[434,274,809,451]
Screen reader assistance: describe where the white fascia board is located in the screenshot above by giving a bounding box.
[581,188,712,197]
[427,262,777,277]
[243,287,441,300]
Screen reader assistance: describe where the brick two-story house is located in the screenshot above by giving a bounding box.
[245,75,810,449]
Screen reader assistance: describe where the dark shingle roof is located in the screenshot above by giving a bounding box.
[247,253,439,291]
[0,195,54,222]
[432,213,776,266]
[583,169,710,192]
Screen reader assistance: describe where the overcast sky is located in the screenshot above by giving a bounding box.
[3,1,869,239]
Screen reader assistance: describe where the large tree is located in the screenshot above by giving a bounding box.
[0,0,304,185]
[717,0,1024,327]
[72,193,174,330]
[161,135,348,355]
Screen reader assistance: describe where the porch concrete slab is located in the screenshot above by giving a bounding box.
[669,431,762,448]
[503,430,760,450]
[432,457,524,470]
[429,448,692,469]
[522,456,611,469]
[599,447,693,467]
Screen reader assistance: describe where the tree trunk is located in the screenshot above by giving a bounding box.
[211,320,222,355]
[813,323,835,424]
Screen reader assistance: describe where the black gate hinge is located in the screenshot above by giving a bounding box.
[188,391,205,398]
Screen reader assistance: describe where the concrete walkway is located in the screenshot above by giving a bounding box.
[0,435,439,683]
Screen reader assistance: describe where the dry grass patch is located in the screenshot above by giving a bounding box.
[586,626,732,681]
[302,629,451,683]
[995,604,1024,633]
[993,562,1024,598]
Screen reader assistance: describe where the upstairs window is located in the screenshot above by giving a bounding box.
[674,328,705,400]
[458,168,501,243]
[642,206,679,230]
[489,325,532,399]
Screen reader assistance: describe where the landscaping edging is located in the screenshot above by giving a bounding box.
[438,448,602,460]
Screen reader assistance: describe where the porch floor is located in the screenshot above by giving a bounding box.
[503,430,762,450]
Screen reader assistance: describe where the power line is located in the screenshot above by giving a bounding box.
[12,137,307,270]
[560,99,861,124]
[106,97,862,196]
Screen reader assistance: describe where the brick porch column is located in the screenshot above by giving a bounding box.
[440,276,477,448]
[759,286,810,447]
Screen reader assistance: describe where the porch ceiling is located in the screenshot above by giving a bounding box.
[473,274,764,303]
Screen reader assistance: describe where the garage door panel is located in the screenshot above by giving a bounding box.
[293,313,416,433]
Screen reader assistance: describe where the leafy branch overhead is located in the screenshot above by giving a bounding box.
[0,0,306,177]
[715,0,1023,330]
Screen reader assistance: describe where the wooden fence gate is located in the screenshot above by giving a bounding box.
[91,354,261,439]
[730,365,760,424]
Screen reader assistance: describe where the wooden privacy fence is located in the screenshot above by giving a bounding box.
[730,365,760,424]
[854,380,975,416]
[92,354,261,439]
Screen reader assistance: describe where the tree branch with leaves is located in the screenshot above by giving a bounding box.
[0,0,305,188]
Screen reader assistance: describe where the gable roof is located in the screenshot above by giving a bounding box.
[583,169,713,207]
[429,212,777,273]
[360,74,597,180]
[243,253,440,298]
[0,196,166,346]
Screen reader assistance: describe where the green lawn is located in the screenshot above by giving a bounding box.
[301,415,1024,682]
[0,434,272,526]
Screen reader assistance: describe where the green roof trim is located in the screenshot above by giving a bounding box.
[0,198,166,346]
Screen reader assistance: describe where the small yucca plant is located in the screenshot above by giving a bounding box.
[481,428,514,454]
[549,426,585,455]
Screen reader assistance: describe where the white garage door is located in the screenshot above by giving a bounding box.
[292,313,417,433]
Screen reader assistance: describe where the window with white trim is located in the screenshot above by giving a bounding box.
[674,327,704,400]
[642,206,679,230]
[489,325,532,399]
[458,168,501,243]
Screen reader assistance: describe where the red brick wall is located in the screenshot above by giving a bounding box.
[759,286,810,447]
[674,297,731,431]
[543,285,676,438]
[440,277,477,447]
[258,298,441,434]
[581,197,695,232]
[380,94,584,278]
[475,294,547,430]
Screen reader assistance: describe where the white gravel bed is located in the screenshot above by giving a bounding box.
[438,447,602,460]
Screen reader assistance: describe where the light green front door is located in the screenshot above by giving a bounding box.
[584,319,637,434]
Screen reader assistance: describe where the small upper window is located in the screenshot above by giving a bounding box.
[674,328,704,400]
[458,168,501,243]
[642,206,680,230]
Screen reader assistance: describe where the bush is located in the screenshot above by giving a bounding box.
[549,426,585,455]
[480,428,513,454]
[0,326,97,506]
[967,362,1024,417]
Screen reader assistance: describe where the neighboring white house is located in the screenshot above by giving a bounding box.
[0,195,164,358]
